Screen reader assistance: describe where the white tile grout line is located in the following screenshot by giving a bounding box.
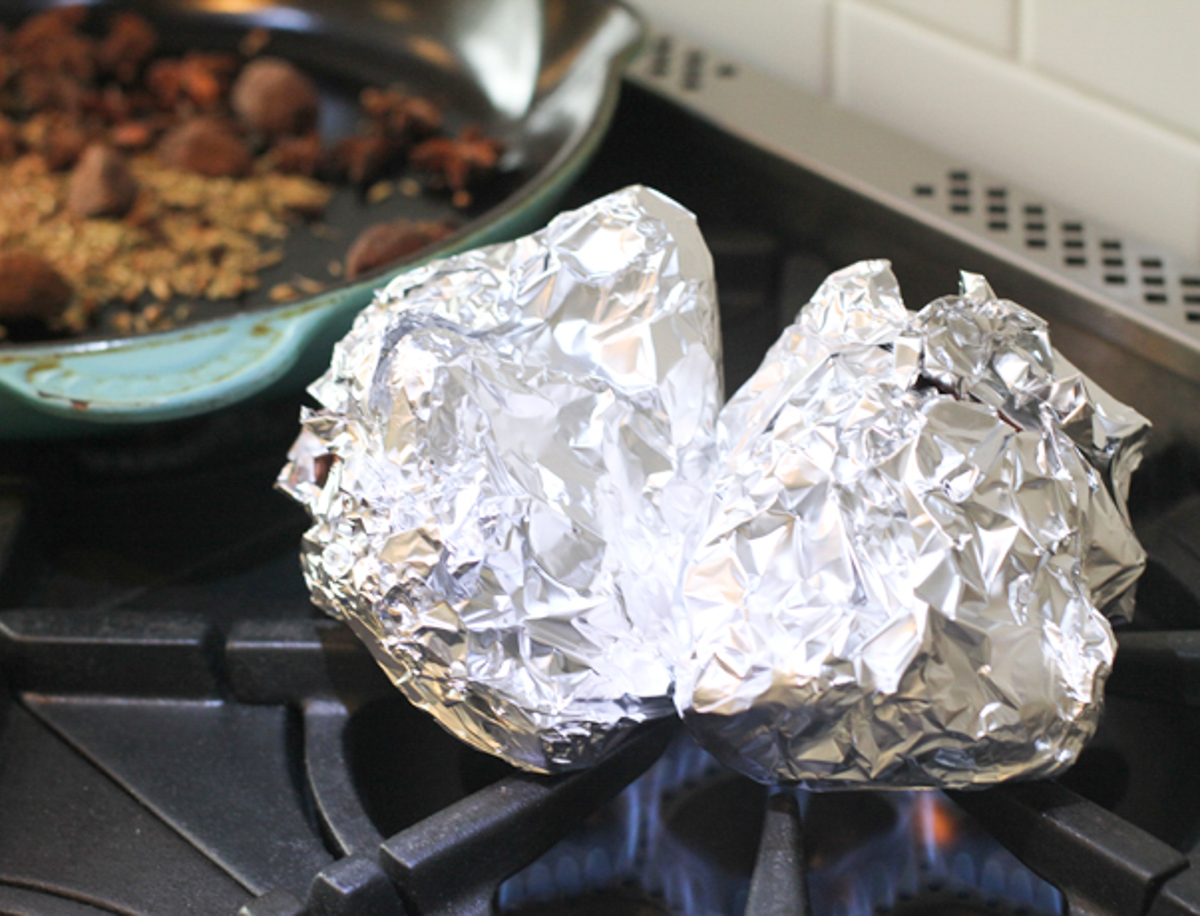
[822,0,837,100]
[829,0,854,108]
[1016,0,1036,67]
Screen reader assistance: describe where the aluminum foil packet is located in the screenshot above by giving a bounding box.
[279,186,722,773]
[675,260,1149,788]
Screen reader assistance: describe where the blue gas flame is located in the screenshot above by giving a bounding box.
[499,733,1063,915]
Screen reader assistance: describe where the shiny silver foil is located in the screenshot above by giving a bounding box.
[279,186,722,773]
[675,260,1149,788]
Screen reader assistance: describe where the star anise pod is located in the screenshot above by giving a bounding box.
[410,125,503,192]
[360,87,442,142]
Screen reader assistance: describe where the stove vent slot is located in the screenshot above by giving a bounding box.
[635,33,740,94]
[648,35,672,78]
[911,169,1200,337]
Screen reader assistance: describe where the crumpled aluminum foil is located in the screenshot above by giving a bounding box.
[674,260,1149,788]
[279,186,722,773]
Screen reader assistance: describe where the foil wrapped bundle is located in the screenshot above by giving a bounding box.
[279,186,722,773]
[675,260,1149,788]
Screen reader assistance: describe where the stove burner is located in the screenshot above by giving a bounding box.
[497,734,1061,916]
[498,735,754,916]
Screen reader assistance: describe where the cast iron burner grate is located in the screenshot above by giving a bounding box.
[3,590,1200,916]
[3,80,1200,916]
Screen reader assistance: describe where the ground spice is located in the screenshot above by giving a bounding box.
[0,151,332,333]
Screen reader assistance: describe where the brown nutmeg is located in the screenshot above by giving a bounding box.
[157,117,252,178]
[68,143,138,219]
[345,219,455,279]
[0,250,73,323]
[231,57,319,137]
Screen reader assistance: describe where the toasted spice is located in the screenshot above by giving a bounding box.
[326,133,396,187]
[0,249,73,323]
[0,115,18,160]
[231,57,319,137]
[411,126,503,193]
[157,117,252,178]
[0,151,332,332]
[345,219,456,280]
[268,282,298,302]
[109,120,157,151]
[268,132,322,176]
[360,86,442,140]
[239,27,271,59]
[67,143,137,218]
[95,11,158,83]
[366,180,394,204]
[0,6,505,339]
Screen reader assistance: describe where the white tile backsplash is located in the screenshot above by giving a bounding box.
[862,0,1017,57]
[832,0,1200,259]
[630,0,1200,262]
[1026,0,1200,143]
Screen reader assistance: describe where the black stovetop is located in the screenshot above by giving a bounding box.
[1,84,1200,916]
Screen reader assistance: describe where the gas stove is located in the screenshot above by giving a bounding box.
[2,29,1200,916]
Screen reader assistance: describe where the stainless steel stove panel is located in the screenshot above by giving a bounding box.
[627,29,1200,451]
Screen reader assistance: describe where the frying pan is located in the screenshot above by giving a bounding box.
[0,0,642,437]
